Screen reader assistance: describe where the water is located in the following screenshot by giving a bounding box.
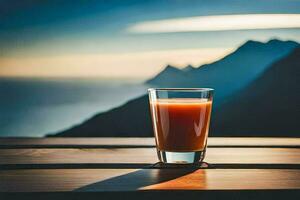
[0,78,148,137]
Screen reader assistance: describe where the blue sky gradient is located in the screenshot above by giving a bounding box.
[0,0,299,77]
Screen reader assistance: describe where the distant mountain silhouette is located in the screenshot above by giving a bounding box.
[147,39,299,106]
[49,40,300,137]
[210,47,300,136]
[48,95,151,137]
[182,64,195,72]
[148,64,186,85]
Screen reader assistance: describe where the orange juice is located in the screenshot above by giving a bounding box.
[150,98,212,152]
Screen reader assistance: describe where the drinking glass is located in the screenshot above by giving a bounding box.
[148,88,214,164]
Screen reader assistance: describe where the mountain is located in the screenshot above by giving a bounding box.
[182,65,195,72]
[147,39,299,106]
[48,95,151,137]
[49,47,300,137]
[146,64,185,86]
[210,47,300,136]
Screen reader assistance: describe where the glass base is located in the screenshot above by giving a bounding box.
[157,149,206,164]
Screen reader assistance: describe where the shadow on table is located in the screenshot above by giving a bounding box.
[75,168,202,192]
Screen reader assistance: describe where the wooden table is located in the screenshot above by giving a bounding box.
[1,137,300,200]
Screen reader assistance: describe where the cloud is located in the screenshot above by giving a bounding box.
[127,14,300,34]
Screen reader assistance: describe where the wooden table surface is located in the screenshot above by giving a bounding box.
[1,137,300,200]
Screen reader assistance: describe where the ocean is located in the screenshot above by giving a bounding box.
[0,78,148,137]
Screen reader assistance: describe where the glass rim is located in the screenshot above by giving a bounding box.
[148,88,214,92]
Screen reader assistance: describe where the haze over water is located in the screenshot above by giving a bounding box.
[0,78,148,137]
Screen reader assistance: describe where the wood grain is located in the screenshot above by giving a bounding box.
[1,169,300,192]
[1,138,300,196]
[1,148,300,166]
[1,137,300,148]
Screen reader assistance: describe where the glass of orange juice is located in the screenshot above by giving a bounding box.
[148,88,214,164]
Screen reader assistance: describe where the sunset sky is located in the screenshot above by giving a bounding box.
[0,0,300,78]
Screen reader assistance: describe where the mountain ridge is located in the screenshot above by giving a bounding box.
[146,39,299,106]
[210,47,300,136]
[49,39,300,137]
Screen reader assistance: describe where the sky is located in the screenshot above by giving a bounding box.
[0,0,300,78]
